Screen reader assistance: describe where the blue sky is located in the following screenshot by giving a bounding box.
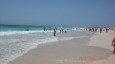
[0,0,115,27]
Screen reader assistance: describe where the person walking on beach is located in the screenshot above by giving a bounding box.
[112,36,115,54]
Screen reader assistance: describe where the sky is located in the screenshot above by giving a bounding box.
[0,0,115,27]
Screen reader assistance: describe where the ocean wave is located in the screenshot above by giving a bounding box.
[0,30,54,36]
[0,37,58,64]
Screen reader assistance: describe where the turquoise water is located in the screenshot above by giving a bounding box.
[0,24,82,64]
[0,24,79,36]
[0,24,54,31]
[0,24,75,31]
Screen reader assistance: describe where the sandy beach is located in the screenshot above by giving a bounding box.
[1,0,115,64]
[8,30,115,64]
[88,30,115,64]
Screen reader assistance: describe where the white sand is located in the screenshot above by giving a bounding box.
[88,30,115,64]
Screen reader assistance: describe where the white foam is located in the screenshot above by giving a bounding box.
[0,30,62,36]
[0,30,54,36]
[0,37,58,64]
[0,30,89,64]
[72,27,86,31]
[0,35,88,64]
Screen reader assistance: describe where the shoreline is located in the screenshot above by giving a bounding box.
[9,31,95,64]
[9,29,115,64]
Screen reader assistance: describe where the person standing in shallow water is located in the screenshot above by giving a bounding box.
[112,36,115,54]
[44,27,46,31]
[60,29,61,33]
[62,29,63,33]
[53,29,56,37]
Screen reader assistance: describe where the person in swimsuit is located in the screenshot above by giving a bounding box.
[112,36,115,54]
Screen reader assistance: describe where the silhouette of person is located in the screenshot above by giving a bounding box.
[106,28,109,33]
[44,27,46,31]
[100,28,102,33]
[89,28,91,32]
[60,30,61,33]
[53,29,56,36]
[95,28,98,32]
[62,29,63,33]
[92,28,94,32]
[112,36,115,54]
[64,30,67,33]
[25,29,29,31]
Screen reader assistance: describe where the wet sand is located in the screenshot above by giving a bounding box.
[9,30,114,64]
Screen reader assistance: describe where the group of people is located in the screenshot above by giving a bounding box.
[53,27,115,54]
[43,27,67,37]
[88,28,98,32]
[53,29,67,37]
[43,27,115,54]
[89,28,115,54]
[87,27,115,54]
[88,28,115,33]
[60,29,67,33]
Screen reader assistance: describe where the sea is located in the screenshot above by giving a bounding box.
[0,24,85,64]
